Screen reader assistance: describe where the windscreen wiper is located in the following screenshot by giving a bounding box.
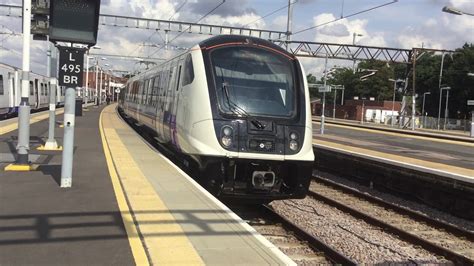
[222,83,265,130]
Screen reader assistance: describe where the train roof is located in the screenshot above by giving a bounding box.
[0,62,48,78]
[198,35,294,58]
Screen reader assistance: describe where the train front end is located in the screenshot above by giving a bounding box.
[190,35,314,201]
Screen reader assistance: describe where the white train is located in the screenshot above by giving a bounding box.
[119,35,314,201]
[0,62,66,118]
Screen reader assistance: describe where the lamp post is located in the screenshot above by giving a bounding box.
[437,52,448,130]
[442,6,474,16]
[422,92,431,128]
[352,32,363,73]
[444,87,450,130]
[438,86,451,130]
[388,78,404,127]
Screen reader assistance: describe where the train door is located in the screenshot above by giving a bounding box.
[8,72,15,110]
[170,59,183,149]
[160,67,170,143]
[0,73,6,115]
[29,81,35,108]
[163,63,178,143]
[8,72,15,109]
[154,72,165,142]
[34,79,39,109]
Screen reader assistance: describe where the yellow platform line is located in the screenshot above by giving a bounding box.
[313,139,474,179]
[100,105,204,265]
[314,122,474,148]
[99,109,150,266]
[0,110,65,135]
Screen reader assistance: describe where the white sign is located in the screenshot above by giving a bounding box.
[318,85,331,93]
[468,100,474,106]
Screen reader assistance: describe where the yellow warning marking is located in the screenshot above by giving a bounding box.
[313,139,474,178]
[0,110,64,136]
[313,121,474,148]
[37,145,63,151]
[4,164,39,171]
[100,105,204,265]
[99,108,150,266]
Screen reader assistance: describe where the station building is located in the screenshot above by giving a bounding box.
[312,99,403,124]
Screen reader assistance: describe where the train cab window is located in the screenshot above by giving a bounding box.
[29,81,34,95]
[211,46,296,118]
[0,75,3,95]
[182,54,194,86]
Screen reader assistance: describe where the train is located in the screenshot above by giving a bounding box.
[119,35,314,202]
[0,62,95,119]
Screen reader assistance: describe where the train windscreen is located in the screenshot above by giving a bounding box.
[211,46,296,118]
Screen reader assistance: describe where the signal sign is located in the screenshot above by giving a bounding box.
[58,47,85,87]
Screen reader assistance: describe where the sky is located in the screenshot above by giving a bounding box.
[0,0,473,77]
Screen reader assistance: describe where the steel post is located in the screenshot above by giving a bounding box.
[411,49,417,130]
[15,1,31,166]
[60,87,76,188]
[437,52,446,130]
[99,69,103,104]
[444,90,449,130]
[285,0,293,51]
[95,61,98,105]
[391,81,396,127]
[85,52,89,105]
[470,112,474,137]
[321,92,326,134]
[341,86,344,105]
[44,40,59,149]
[320,55,328,135]
[333,88,336,119]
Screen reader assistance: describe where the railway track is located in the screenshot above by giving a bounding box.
[309,175,474,265]
[232,204,357,265]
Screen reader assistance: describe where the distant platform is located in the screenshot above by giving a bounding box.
[312,120,474,184]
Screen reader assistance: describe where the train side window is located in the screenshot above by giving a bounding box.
[0,75,3,95]
[29,81,34,95]
[153,76,160,107]
[40,84,44,95]
[144,78,151,105]
[182,54,194,86]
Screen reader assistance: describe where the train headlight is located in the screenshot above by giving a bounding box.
[289,132,298,140]
[222,126,232,136]
[221,126,233,148]
[289,140,299,151]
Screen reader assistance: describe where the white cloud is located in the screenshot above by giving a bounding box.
[395,12,473,49]
[311,13,387,47]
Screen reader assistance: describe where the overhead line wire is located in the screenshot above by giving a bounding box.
[289,0,398,37]
[243,0,297,28]
[147,0,226,58]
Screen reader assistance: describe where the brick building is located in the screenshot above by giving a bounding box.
[312,99,402,123]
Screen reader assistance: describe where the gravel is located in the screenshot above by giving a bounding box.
[314,170,474,232]
[271,197,450,264]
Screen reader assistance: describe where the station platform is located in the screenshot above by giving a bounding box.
[312,120,474,184]
[0,104,293,265]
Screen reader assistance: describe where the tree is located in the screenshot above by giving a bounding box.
[305,43,474,119]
